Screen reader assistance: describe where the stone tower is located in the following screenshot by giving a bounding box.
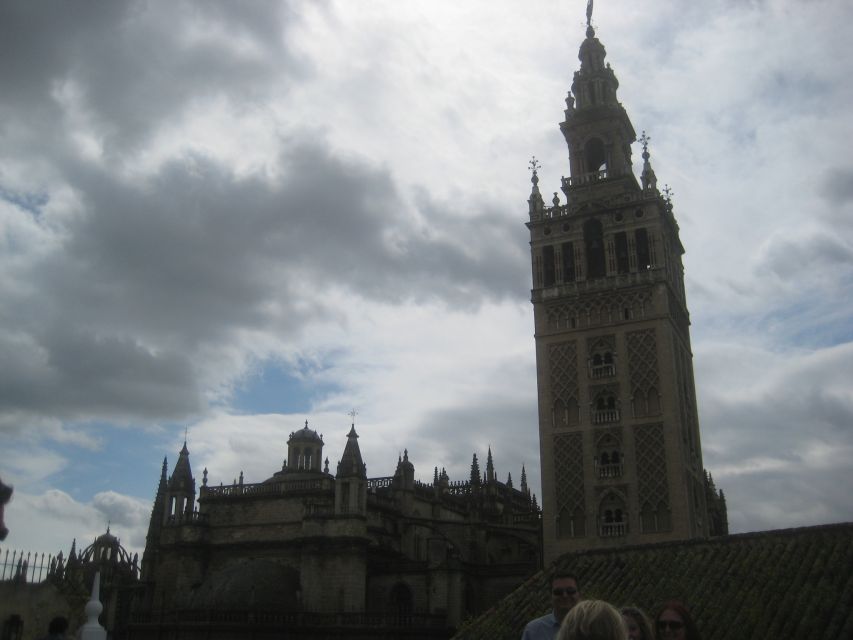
[528,14,714,562]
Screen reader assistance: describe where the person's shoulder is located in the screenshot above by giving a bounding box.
[524,612,556,629]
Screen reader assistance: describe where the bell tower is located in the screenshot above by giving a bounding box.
[528,10,716,562]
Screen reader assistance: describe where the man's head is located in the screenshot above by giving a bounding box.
[551,572,581,621]
[48,616,69,636]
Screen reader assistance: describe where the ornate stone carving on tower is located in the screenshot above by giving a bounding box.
[527,13,725,562]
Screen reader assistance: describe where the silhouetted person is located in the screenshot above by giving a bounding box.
[653,601,701,640]
[557,600,627,640]
[621,606,654,640]
[41,616,69,640]
[522,573,582,639]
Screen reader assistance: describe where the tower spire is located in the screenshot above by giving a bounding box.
[640,131,658,191]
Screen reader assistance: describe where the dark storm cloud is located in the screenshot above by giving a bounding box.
[0,1,310,153]
[0,139,527,428]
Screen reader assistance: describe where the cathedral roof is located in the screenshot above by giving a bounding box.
[453,523,853,639]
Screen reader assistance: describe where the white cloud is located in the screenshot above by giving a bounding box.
[1,0,852,556]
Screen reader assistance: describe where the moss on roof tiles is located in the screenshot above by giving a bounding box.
[453,523,853,640]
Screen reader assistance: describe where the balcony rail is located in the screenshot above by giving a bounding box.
[600,521,627,537]
[591,364,615,379]
[562,169,608,188]
[595,462,623,479]
[593,410,620,424]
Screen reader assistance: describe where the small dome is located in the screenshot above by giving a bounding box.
[287,421,323,445]
[80,527,132,566]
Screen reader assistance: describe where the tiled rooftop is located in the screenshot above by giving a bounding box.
[453,523,853,640]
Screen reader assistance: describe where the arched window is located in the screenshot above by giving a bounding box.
[595,435,623,479]
[599,493,627,537]
[592,392,619,423]
[584,219,606,279]
[390,583,413,620]
[589,341,616,378]
[584,137,606,175]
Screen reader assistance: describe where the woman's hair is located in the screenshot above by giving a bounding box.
[620,606,654,640]
[557,600,626,640]
[653,600,701,640]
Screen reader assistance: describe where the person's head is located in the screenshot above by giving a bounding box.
[557,599,627,640]
[620,607,653,640]
[551,572,582,621]
[47,616,69,635]
[653,601,700,640]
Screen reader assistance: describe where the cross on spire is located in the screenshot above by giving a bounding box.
[348,408,358,426]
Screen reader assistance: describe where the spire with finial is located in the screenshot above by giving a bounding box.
[336,424,366,479]
[639,130,658,191]
[520,465,529,496]
[470,453,481,487]
[528,156,545,219]
[662,184,674,211]
[486,447,495,482]
[586,0,594,28]
[506,472,513,489]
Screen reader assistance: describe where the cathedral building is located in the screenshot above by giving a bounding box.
[132,422,540,639]
[526,15,726,563]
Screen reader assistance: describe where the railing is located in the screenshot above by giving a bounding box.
[534,268,658,301]
[600,521,627,537]
[591,364,615,379]
[366,476,393,490]
[0,549,58,583]
[596,462,623,479]
[593,410,620,424]
[562,169,608,188]
[202,476,334,499]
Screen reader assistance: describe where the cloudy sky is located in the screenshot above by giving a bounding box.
[1,0,852,560]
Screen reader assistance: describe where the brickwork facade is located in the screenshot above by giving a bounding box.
[527,19,726,563]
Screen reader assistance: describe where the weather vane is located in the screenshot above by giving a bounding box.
[348,408,358,426]
[639,130,651,154]
[529,156,541,175]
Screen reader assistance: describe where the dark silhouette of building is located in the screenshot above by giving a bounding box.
[131,422,540,639]
[526,7,726,562]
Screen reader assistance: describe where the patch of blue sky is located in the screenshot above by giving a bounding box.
[51,421,171,501]
[0,184,49,216]
[231,360,340,416]
[697,280,853,350]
